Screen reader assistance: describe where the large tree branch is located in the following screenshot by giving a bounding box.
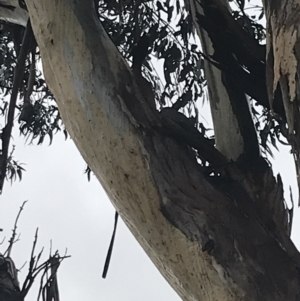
[0,0,28,26]
[185,0,260,163]
[187,0,285,118]
[22,1,300,300]
[185,0,294,235]
[263,0,300,203]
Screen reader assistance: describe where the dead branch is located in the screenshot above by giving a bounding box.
[21,230,70,299]
[4,200,28,257]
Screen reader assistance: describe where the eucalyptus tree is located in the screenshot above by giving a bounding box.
[0,0,300,300]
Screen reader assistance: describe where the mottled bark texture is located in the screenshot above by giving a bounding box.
[186,0,256,162]
[0,0,28,26]
[186,0,295,258]
[264,0,300,204]
[0,0,300,300]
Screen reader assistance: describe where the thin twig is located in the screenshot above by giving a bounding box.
[21,228,40,296]
[21,231,70,299]
[4,200,28,257]
[18,260,27,272]
[0,236,5,245]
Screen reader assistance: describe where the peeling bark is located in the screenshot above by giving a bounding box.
[185,0,265,165]
[0,0,298,300]
[264,0,300,203]
[185,0,245,161]
[185,0,293,240]
[0,0,28,26]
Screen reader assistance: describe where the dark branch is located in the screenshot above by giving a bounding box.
[0,19,34,193]
[4,200,28,257]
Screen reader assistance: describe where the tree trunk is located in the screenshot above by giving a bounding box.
[2,0,300,300]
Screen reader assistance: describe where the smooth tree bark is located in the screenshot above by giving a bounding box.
[1,0,300,300]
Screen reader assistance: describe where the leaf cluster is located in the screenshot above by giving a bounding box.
[0,21,66,187]
[0,24,65,144]
[97,0,289,159]
[98,0,205,115]
[229,1,290,155]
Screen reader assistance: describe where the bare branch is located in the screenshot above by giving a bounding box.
[21,229,70,299]
[4,200,27,257]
